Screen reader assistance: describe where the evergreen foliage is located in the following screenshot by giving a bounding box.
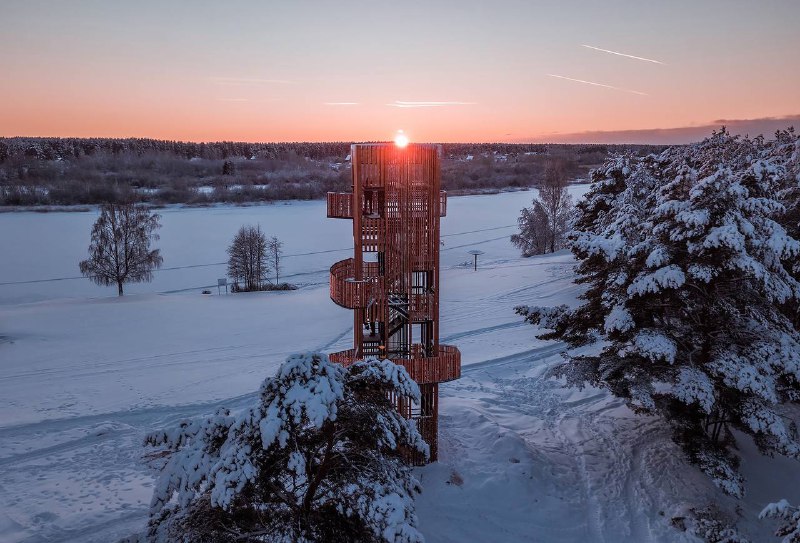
[133,353,428,543]
[760,499,800,542]
[516,129,800,496]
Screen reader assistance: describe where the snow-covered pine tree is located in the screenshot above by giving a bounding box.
[517,130,800,496]
[771,128,800,330]
[760,499,800,542]
[134,353,428,543]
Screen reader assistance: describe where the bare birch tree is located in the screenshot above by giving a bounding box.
[227,225,269,291]
[510,201,550,257]
[78,203,163,296]
[268,236,283,284]
[511,160,573,256]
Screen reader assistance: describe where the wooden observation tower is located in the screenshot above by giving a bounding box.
[327,141,461,461]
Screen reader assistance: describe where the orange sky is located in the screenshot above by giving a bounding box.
[2,0,799,143]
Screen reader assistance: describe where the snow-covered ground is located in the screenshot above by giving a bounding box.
[1,189,798,542]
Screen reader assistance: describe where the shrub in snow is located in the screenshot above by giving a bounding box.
[760,499,800,542]
[132,353,428,543]
[517,129,800,497]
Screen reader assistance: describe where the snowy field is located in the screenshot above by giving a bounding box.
[1,188,798,542]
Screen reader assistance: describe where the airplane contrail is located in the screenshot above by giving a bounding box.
[546,74,648,96]
[387,101,476,108]
[581,44,665,65]
[211,77,295,84]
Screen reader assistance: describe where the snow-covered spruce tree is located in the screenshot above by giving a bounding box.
[758,500,800,543]
[516,129,800,496]
[761,499,800,542]
[771,128,800,329]
[136,353,428,543]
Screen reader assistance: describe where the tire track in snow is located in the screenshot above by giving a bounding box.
[460,342,567,374]
[0,394,263,543]
[317,326,352,351]
[559,416,607,543]
[624,431,658,543]
[438,339,670,543]
[0,391,257,458]
[440,320,527,343]
[437,341,599,541]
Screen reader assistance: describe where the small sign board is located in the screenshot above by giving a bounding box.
[217,278,227,286]
[467,250,485,271]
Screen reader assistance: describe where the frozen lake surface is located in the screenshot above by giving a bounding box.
[0,188,587,305]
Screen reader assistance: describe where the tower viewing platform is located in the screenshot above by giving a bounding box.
[326,141,461,462]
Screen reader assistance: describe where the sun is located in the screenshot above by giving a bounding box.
[394,130,409,148]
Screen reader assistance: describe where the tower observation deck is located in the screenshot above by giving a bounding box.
[326,142,461,462]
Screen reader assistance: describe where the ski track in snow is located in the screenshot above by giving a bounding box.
[422,342,694,543]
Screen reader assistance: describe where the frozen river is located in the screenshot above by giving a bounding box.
[0,187,589,305]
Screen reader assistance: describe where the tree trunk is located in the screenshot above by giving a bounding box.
[303,422,336,517]
[118,281,124,296]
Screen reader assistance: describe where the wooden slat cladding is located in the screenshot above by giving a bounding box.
[327,344,461,384]
[326,143,460,463]
[329,258,380,308]
[326,192,353,219]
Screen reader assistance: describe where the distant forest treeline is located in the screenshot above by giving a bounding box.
[0,137,666,206]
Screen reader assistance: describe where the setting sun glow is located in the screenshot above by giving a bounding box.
[394,130,409,148]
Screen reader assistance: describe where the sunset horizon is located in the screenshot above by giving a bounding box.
[3,3,800,542]
[3,112,799,145]
[3,1,798,145]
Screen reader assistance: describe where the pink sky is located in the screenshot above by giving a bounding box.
[1,0,798,143]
